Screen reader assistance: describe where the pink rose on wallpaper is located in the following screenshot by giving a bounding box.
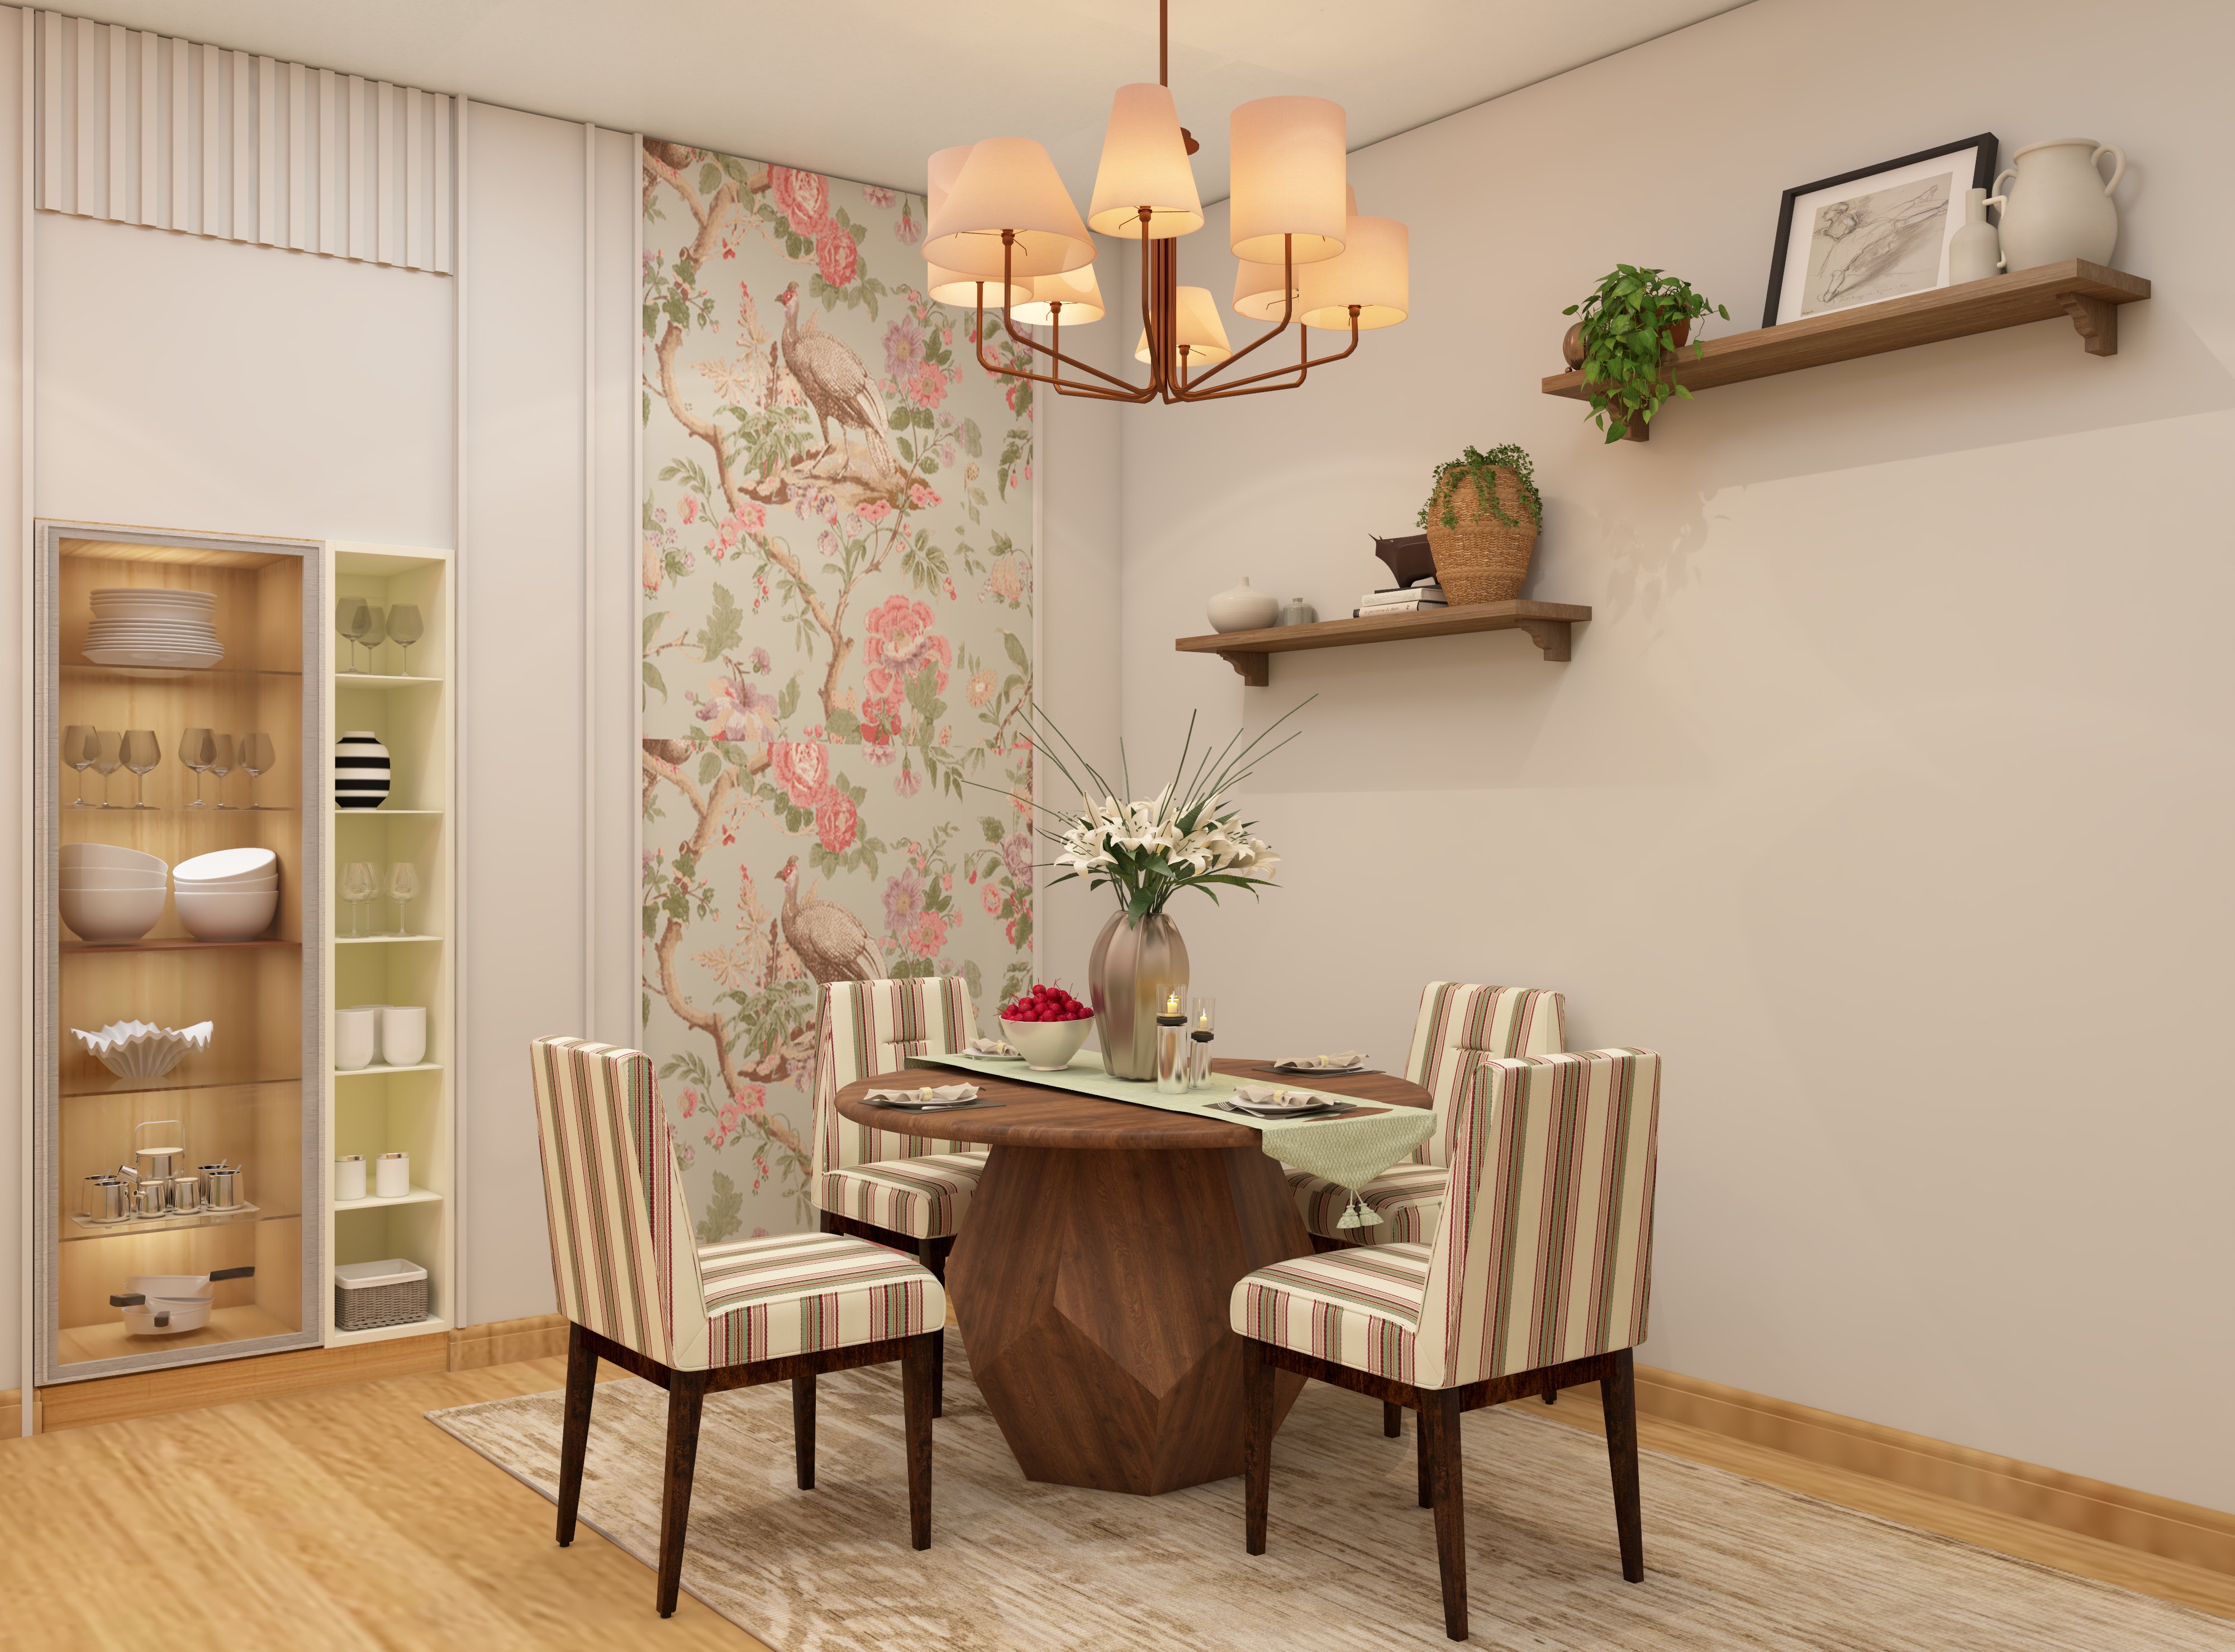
[883,869,925,932]
[982,884,1003,916]
[862,185,896,208]
[771,166,830,232]
[908,911,949,959]
[1001,832,1035,887]
[816,228,859,291]
[907,363,948,411]
[893,204,921,246]
[771,740,831,808]
[814,789,859,855]
[863,595,952,715]
[907,482,941,510]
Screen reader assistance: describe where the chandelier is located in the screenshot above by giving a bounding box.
[921,1,1408,403]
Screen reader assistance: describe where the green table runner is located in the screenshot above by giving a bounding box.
[907,1051,1433,1230]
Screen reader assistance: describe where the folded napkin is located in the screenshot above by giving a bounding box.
[1272,1050,1369,1073]
[1229,1083,1344,1112]
[864,1083,979,1106]
[963,1037,1020,1058]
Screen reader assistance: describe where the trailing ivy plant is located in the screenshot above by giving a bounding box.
[1416,444,1543,532]
[1563,266,1729,443]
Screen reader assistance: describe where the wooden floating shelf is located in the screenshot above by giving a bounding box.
[1176,599,1591,685]
[1541,260,2150,441]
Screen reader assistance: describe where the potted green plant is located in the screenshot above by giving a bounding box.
[1416,444,1543,605]
[1562,265,1729,442]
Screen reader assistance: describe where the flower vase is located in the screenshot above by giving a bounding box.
[1087,909,1190,1080]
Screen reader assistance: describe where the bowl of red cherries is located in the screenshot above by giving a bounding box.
[998,983,1096,1070]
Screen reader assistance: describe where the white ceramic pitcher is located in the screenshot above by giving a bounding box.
[1990,138,2125,271]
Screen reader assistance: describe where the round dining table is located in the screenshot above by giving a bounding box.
[834,1056,1431,1496]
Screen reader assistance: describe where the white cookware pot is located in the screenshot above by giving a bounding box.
[111,1265,254,1335]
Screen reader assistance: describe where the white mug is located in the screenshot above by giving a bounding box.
[375,1151,410,1199]
[334,1006,377,1071]
[336,1154,367,1201]
[377,1005,427,1068]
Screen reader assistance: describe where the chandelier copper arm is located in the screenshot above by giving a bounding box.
[973,231,1158,402]
[1180,312,1362,399]
[1167,235,1299,397]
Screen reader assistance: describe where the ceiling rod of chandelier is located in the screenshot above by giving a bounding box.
[920,0,1408,405]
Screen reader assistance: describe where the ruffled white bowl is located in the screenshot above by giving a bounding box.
[71,1018,213,1079]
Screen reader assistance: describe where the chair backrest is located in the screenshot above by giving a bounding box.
[1403,983,1566,1166]
[810,977,979,1174]
[1411,1048,1660,1389]
[527,1036,711,1371]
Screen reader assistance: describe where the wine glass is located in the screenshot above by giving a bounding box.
[386,604,424,677]
[206,732,235,809]
[335,597,370,673]
[340,862,378,937]
[179,728,213,807]
[61,725,98,807]
[92,730,123,808]
[384,862,420,935]
[1188,996,1218,1088]
[121,730,161,810]
[237,732,276,810]
[359,606,388,674]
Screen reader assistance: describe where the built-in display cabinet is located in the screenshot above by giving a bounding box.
[32,529,458,1388]
[34,525,326,1382]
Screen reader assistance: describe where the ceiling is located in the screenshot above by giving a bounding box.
[73,0,1747,200]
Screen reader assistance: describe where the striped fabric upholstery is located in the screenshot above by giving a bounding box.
[1285,1163,1450,1247]
[1404,983,1566,1167]
[529,1037,945,1373]
[1237,1049,1660,1391]
[819,1152,988,1240]
[811,978,981,1172]
[700,1231,945,1365]
[1233,1244,1433,1383]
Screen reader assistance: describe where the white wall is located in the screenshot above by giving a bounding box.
[1115,0,2235,1509]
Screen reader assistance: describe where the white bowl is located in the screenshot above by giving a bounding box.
[59,883,167,942]
[1000,1016,1095,1071]
[173,848,278,885]
[60,843,167,874]
[173,883,278,941]
[72,1020,213,1079]
[62,868,170,886]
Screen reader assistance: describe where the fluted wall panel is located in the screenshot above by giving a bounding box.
[31,11,452,274]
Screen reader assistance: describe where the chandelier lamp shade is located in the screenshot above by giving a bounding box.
[925,0,1407,403]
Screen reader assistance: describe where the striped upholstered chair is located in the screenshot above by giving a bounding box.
[1286,982,1565,1249]
[1237,1048,1661,1642]
[529,1037,943,1618]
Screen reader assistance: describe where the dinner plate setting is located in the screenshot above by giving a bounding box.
[83,588,224,670]
[862,1083,985,1111]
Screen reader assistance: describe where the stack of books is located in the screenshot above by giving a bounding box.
[1353,579,1447,618]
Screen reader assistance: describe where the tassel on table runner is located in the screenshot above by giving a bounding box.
[1337,1189,1382,1230]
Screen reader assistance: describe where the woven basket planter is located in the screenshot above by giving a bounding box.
[1423,467,1539,605]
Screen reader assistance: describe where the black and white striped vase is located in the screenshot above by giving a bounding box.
[334,730,391,810]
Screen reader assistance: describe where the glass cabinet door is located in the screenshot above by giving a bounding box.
[35,526,324,1382]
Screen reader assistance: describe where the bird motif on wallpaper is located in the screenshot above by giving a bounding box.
[775,855,884,984]
[776,282,896,483]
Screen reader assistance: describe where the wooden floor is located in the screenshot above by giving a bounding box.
[1,1353,2224,1651]
[0,1356,769,1651]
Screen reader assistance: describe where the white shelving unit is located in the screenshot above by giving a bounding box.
[321,543,455,1348]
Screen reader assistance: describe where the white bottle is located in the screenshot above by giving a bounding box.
[1947,187,2003,284]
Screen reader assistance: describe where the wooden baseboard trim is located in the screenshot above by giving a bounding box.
[447,1312,569,1372]
[31,1333,450,1435]
[1,1387,30,1438]
[1534,1363,2235,1619]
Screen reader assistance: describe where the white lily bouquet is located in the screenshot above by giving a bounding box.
[1031,703,1305,918]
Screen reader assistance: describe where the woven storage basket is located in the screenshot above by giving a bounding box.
[335,1258,429,1331]
[1422,467,1539,605]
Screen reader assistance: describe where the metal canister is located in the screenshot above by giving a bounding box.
[129,1179,167,1220]
[199,1163,246,1212]
[168,1175,202,1215]
[81,1175,129,1223]
[134,1118,186,1183]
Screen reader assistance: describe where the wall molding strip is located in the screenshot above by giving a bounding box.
[29,11,453,274]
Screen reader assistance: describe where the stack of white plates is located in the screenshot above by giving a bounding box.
[173,847,278,941]
[85,588,223,670]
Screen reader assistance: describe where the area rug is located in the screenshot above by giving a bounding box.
[428,1349,2232,1651]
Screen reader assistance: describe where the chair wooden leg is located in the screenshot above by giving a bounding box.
[1243,1339,1275,1555]
[655,1371,709,1618]
[1543,1369,1559,1405]
[819,1210,841,1235]
[555,1322,597,1548]
[792,1374,816,1491]
[902,1331,936,1551]
[930,1327,945,1420]
[1383,1400,1402,1437]
[1421,1389,1467,1641]
[1602,1348,1646,1583]
[1416,1407,1433,1507]
[916,1236,947,1419]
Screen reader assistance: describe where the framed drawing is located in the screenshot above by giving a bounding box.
[1763,134,1998,326]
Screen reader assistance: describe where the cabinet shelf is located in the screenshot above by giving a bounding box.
[335,932,441,945]
[335,1184,441,1212]
[63,1200,267,1238]
[335,1061,441,1079]
[1540,260,2150,441]
[1176,599,1591,684]
[334,673,443,688]
[61,935,296,954]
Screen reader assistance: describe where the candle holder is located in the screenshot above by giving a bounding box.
[1188,996,1216,1089]
[1154,982,1190,1094]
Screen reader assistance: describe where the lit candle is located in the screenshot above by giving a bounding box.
[1166,988,1181,1016]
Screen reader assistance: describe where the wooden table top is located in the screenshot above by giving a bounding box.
[833,1056,1430,1151]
